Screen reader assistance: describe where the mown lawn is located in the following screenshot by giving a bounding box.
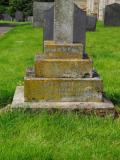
[0,24,43,107]
[0,22,120,159]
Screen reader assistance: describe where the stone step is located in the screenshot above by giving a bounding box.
[35,55,93,78]
[44,41,83,59]
[12,86,115,117]
[24,77,103,102]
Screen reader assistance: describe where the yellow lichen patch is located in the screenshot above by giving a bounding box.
[24,77,103,102]
[35,56,93,78]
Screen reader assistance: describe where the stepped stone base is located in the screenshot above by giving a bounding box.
[24,77,103,102]
[12,86,115,116]
[35,55,93,78]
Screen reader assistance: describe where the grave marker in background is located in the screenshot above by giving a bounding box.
[33,2,54,27]
[15,11,24,22]
[104,3,120,26]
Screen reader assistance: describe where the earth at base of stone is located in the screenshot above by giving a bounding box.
[104,3,120,26]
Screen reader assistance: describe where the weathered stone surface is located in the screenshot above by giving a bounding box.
[86,15,97,31]
[33,2,54,27]
[54,0,74,43]
[24,77,103,102]
[12,86,115,116]
[44,41,83,59]
[35,55,93,78]
[104,3,120,26]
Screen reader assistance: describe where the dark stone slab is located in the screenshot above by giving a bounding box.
[73,4,86,52]
[86,15,97,31]
[44,7,54,41]
[15,11,24,22]
[104,3,120,26]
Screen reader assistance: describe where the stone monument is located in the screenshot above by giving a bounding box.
[104,3,120,26]
[15,11,24,22]
[12,0,115,116]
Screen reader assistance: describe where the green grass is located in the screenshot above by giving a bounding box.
[0,20,30,26]
[0,24,43,106]
[0,111,120,160]
[0,22,120,159]
[86,22,120,105]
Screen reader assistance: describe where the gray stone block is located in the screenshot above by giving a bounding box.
[33,2,54,27]
[15,11,24,22]
[54,0,74,43]
[27,16,33,23]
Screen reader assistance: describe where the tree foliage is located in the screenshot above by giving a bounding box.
[0,0,9,14]
[0,0,54,17]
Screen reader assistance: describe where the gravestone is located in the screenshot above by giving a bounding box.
[12,0,115,115]
[104,3,120,26]
[44,4,86,52]
[15,11,24,22]
[2,14,12,21]
[86,15,97,31]
[27,16,33,23]
[33,2,54,27]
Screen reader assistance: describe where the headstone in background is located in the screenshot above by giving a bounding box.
[27,16,33,23]
[104,3,120,26]
[2,14,12,21]
[33,2,54,27]
[86,15,97,31]
[15,11,24,22]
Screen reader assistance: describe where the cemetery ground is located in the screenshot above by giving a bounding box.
[0,22,120,159]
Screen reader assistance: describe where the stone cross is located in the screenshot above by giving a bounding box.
[54,0,74,43]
